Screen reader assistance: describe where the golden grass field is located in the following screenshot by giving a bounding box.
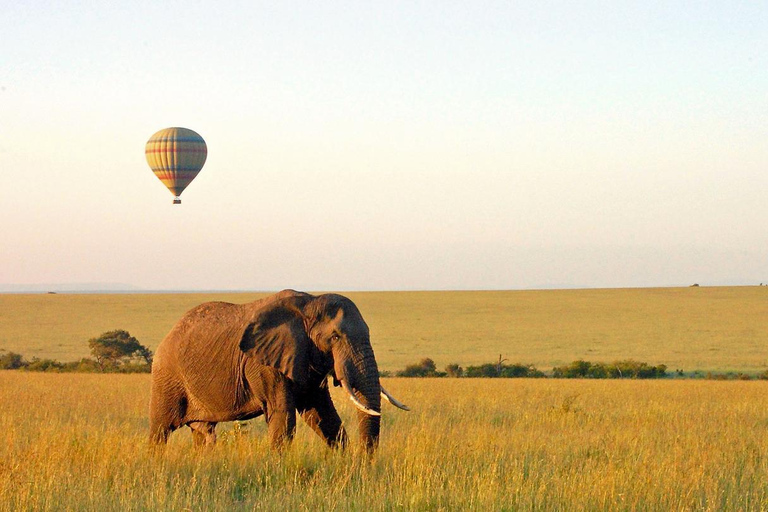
[2,287,768,510]
[1,286,768,372]
[2,372,767,511]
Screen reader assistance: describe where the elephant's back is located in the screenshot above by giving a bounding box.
[156,301,250,415]
[154,290,308,367]
[164,300,244,346]
[154,302,243,365]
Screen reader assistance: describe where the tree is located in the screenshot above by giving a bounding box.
[88,330,152,370]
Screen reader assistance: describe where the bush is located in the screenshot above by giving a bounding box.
[463,363,498,378]
[24,357,64,372]
[61,358,102,373]
[395,358,544,378]
[552,359,667,379]
[119,363,155,374]
[0,351,27,369]
[610,360,667,379]
[396,358,443,377]
[445,363,464,378]
[504,364,546,378]
[552,360,594,378]
[464,363,544,378]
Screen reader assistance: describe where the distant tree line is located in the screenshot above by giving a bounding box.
[5,339,768,381]
[551,359,667,379]
[382,356,768,380]
[390,357,546,378]
[0,330,152,373]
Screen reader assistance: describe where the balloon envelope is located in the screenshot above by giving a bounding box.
[145,127,207,203]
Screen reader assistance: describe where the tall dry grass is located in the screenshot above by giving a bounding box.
[2,372,768,510]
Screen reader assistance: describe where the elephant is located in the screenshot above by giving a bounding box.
[149,289,408,452]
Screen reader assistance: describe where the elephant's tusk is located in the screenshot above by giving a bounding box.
[381,387,410,411]
[341,379,381,416]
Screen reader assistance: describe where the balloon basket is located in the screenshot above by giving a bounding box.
[173,198,181,205]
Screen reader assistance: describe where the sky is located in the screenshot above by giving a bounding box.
[1,1,766,291]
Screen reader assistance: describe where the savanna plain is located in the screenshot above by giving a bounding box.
[2,287,768,510]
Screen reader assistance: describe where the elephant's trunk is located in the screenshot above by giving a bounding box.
[334,344,381,451]
[356,406,381,453]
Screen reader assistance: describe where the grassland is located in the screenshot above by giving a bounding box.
[3,287,766,509]
[2,372,767,510]
[1,286,767,373]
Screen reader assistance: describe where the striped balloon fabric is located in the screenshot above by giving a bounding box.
[145,127,207,204]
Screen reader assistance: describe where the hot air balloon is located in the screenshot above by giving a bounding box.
[145,127,207,204]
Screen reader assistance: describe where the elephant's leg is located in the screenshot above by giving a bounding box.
[259,369,297,450]
[189,421,217,447]
[298,385,348,449]
[149,374,185,445]
[149,421,173,445]
[266,408,296,450]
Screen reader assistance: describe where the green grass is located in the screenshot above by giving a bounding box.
[2,372,768,511]
[2,286,767,372]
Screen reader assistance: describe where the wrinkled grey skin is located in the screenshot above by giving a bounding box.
[149,290,383,451]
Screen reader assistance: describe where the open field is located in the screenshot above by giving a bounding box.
[1,286,767,372]
[2,372,767,510]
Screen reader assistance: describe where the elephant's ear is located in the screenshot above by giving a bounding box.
[239,304,310,390]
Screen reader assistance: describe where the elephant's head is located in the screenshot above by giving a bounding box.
[239,290,408,451]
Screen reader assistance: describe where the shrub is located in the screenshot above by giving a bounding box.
[552,360,667,379]
[118,363,155,374]
[587,363,609,378]
[0,351,27,370]
[445,363,464,378]
[609,360,667,379]
[552,360,592,378]
[464,362,544,378]
[64,358,102,373]
[463,363,498,378]
[396,358,443,377]
[24,357,64,372]
[501,364,545,378]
